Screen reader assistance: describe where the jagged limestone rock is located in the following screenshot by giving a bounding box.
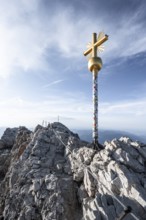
[0,123,146,219]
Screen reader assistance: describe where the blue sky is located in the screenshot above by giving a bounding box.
[0,0,146,133]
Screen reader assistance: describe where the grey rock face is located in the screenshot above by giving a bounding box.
[0,123,146,220]
[0,123,82,220]
[1,127,18,148]
[0,127,19,182]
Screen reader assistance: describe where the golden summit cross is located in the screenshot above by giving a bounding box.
[83,32,108,149]
[84,33,108,58]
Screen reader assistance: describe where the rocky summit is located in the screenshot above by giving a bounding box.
[0,123,146,220]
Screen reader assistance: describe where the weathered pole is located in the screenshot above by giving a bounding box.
[92,67,98,147]
[92,33,98,147]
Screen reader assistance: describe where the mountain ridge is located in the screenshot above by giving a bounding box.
[74,129,146,144]
[1,127,145,144]
[0,123,146,219]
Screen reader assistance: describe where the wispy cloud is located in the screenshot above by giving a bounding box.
[0,0,146,78]
[99,99,146,131]
[0,94,145,132]
[43,79,65,89]
[0,95,92,128]
[100,100,146,116]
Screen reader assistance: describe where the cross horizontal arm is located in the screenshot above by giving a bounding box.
[84,34,108,56]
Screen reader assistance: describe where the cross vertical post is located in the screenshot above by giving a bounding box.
[84,32,108,149]
[92,33,97,57]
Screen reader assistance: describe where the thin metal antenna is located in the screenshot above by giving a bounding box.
[83,32,108,149]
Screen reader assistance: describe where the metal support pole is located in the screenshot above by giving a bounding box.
[92,69,98,147]
[92,33,98,148]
